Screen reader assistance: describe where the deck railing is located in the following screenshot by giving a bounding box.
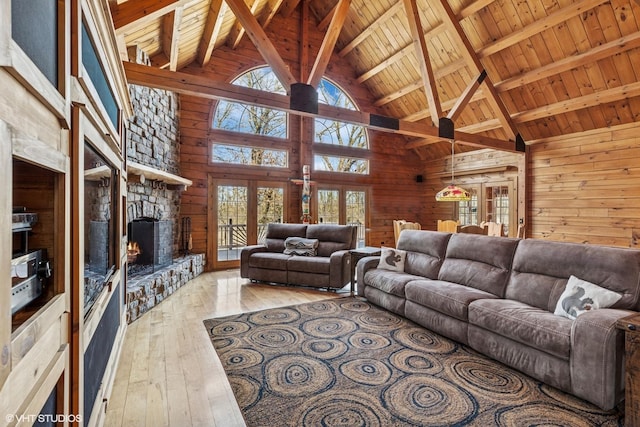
[217,222,365,252]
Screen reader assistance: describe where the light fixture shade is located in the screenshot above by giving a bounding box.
[435,184,471,201]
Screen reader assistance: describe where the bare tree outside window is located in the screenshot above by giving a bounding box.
[314,79,369,174]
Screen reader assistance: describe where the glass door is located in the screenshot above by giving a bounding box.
[455,180,516,236]
[212,180,286,269]
[315,186,368,247]
[257,185,285,244]
[346,190,366,247]
[216,184,248,263]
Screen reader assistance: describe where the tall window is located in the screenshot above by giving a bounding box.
[314,79,369,174]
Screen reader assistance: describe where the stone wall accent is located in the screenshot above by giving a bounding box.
[125,47,182,250]
[126,254,205,323]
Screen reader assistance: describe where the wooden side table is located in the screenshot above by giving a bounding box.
[349,247,381,296]
[616,313,640,426]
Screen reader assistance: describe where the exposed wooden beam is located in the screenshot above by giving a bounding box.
[402,0,442,123]
[307,0,351,88]
[458,119,501,134]
[162,7,184,71]
[228,0,260,49]
[512,80,640,123]
[447,70,487,121]
[457,0,496,19]
[149,52,170,69]
[123,62,519,152]
[316,3,338,32]
[111,0,180,33]
[338,1,403,58]
[374,58,466,107]
[260,0,286,28]
[355,23,446,84]
[374,80,424,107]
[432,0,519,140]
[477,0,610,59]
[225,0,297,90]
[496,31,640,92]
[197,0,226,66]
[279,0,301,18]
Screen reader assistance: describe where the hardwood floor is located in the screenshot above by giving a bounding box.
[104,269,345,427]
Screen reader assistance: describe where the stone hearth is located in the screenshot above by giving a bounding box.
[126,254,204,323]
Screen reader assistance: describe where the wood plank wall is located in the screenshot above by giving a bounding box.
[527,122,640,248]
[178,8,427,268]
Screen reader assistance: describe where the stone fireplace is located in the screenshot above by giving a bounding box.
[124,46,203,323]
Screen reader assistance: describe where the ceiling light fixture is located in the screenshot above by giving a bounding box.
[436,118,470,202]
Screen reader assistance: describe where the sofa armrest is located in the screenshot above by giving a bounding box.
[240,245,268,278]
[356,256,381,296]
[328,249,351,288]
[570,308,635,410]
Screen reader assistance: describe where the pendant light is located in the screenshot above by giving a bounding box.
[436,118,470,202]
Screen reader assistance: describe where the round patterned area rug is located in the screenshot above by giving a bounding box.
[203,297,623,427]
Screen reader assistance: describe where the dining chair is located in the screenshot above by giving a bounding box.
[482,221,504,237]
[437,220,459,233]
[394,220,421,246]
[459,224,488,235]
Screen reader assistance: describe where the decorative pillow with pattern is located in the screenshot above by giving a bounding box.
[377,247,407,272]
[283,237,319,256]
[554,275,622,320]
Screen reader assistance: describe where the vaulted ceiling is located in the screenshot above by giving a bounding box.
[110,0,640,158]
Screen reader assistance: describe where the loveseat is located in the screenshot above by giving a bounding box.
[356,230,640,410]
[241,223,357,289]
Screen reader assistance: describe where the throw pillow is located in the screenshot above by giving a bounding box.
[554,275,622,320]
[283,237,319,256]
[377,247,407,272]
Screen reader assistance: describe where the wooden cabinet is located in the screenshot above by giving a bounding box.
[0,0,131,425]
[617,313,640,427]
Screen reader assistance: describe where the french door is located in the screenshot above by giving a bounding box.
[315,186,368,247]
[457,180,516,236]
[210,178,286,269]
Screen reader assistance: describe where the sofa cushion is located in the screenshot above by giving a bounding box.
[396,230,451,278]
[287,255,330,275]
[438,234,519,297]
[362,269,423,298]
[554,275,622,320]
[378,247,406,272]
[469,299,572,360]
[406,279,498,321]
[264,223,307,252]
[283,237,319,256]
[306,224,355,256]
[248,252,290,270]
[506,238,640,312]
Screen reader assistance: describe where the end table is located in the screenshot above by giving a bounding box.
[616,313,640,426]
[349,247,381,295]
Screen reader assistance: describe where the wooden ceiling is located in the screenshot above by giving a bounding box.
[110,0,640,158]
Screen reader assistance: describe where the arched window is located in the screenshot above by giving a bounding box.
[212,67,287,139]
[211,67,288,167]
[314,79,369,174]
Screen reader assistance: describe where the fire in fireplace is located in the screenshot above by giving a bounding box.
[127,217,173,275]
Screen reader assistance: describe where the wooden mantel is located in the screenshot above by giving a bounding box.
[127,161,192,189]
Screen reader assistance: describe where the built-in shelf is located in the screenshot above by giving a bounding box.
[127,162,192,189]
[84,165,111,180]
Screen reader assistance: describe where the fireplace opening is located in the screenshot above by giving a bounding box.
[127,217,173,276]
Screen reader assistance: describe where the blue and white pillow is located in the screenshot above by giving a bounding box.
[378,247,406,272]
[284,237,319,256]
